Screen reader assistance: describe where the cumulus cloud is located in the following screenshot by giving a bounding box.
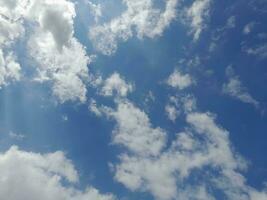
[103,97,267,200]
[185,0,211,41]
[106,100,166,157]
[89,98,103,117]
[26,0,90,103]
[165,94,196,122]
[0,0,92,103]
[29,34,90,103]
[0,50,21,88]
[243,22,255,35]
[166,69,193,90]
[87,1,102,23]
[245,44,267,59]
[101,73,133,97]
[0,0,26,88]
[225,16,236,29]
[8,131,25,140]
[0,146,115,200]
[165,104,179,122]
[0,14,24,46]
[223,66,259,108]
[89,0,178,55]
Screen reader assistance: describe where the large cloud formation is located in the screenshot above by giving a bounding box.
[0,0,90,103]
[0,146,115,200]
[89,0,179,55]
[87,71,266,199]
[102,96,267,200]
[0,0,24,88]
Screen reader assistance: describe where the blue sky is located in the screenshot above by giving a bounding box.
[0,0,267,199]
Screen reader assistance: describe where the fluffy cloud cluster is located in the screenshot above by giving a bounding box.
[89,0,179,55]
[88,0,215,54]
[0,146,115,200]
[245,43,267,59]
[104,97,267,200]
[165,104,179,122]
[101,73,133,97]
[223,66,259,108]
[0,0,25,88]
[185,0,211,41]
[166,69,193,90]
[0,0,91,103]
[107,101,166,157]
[27,0,90,103]
[0,50,20,88]
[165,95,196,122]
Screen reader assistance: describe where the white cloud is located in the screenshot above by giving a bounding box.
[89,0,178,55]
[165,94,197,122]
[165,104,179,122]
[225,16,236,29]
[8,131,25,140]
[104,98,267,200]
[0,14,24,46]
[0,0,26,88]
[37,2,75,51]
[245,44,267,59]
[166,69,193,90]
[185,0,211,41]
[89,99,103,117]
[106,100,166,157]
[101,73,133,97]
[223,66,259,108]
[0,146,115,200]
[25,0,91,103]
[87,1,102,23]
[62,114,68,121]
[0,0,92,102]
[29,34,90,103]
[0,49,21,88]
[243,22,255,35]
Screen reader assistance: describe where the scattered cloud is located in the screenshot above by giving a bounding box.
[245,44,267,59]
[0,146,115,200]
[166,69,194,90]
[101,73,133,97]
[89,98,103,117]
[223,66,259,108]
[105,97,267,200]
[0,0,92,103]
[0,50,20,88]
[243,22,256,35]
[106,100,166,157]
[225,16,236,29]
[88,0,178,55]
[8,131,25,140]
[165,104,179,122]
[165,94,197,122]
[185,0,212,41]
[27,0,90,103]
[0,0,25,88]
[87,1,102,23]
[62,115,68,122]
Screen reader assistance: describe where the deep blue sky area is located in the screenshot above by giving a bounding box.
[0,0,267,200]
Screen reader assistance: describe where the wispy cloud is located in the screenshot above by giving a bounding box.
[166,69,194,90]
[185,0,212,41]
[0,146,115,200]
[223,66,259,108]
[104,97,267,200]
[88,0,178,55]
[101,73,134,97]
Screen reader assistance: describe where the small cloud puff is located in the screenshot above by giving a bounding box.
[166,69,194,90]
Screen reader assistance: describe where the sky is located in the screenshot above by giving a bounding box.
[0,0,267,199]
